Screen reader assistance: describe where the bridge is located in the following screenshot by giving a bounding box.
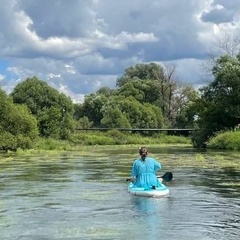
[75,128,195,136]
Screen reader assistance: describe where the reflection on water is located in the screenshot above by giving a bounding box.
[131,198,162,239]
[0,148,239,240]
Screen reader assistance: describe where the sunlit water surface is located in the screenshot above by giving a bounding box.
[0,147,239,240]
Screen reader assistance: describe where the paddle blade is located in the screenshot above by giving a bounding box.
[161,172,173,182]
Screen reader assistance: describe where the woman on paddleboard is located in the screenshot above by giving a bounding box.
[129,147,162,189]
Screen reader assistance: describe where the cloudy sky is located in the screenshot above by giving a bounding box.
[0,0,240,102]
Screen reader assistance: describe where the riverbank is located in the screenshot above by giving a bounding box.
[1,129,240,156]
[32,131,192,151]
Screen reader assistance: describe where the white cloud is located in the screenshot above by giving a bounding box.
[0,0,240,103]
[0,74,5,81]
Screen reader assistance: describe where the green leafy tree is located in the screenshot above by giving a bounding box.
[11,77,75,140]
[144,103,165,128]
[116,62,165,87]
[118,96,143,128]
[174,85,199,128]
[37,107,61,138]
[73,103,84,120]
[80,93,108,126]
[100,96,138,128]
[192,54,240,147]
[0,88,38,150]
[75,116,93,129]
[115,63,193,127]
[101,107,131,128]
[117,79,161,104]
[100,96,164,129]
[96,86,116,97]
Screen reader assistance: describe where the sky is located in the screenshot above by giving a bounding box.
[0,0,240,103]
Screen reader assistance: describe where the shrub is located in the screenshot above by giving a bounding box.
[207,131,240,150]
[72,132,115,145]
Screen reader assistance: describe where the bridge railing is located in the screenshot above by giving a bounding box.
[75,128,195,136]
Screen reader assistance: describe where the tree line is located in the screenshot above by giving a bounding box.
[1,53,240,151]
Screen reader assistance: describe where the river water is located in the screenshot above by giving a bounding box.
[0,146,239,240]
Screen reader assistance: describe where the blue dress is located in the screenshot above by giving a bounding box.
[131,157,161,189]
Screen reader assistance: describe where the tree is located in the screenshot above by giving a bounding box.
[101,107,131,128]
[202,33,240,82]
[115,63,190,127]
[192,54,240,147]
[76,116,93,129]
[144,103,165,129]
[0,88,38,151]
[117,79,161,104]
[96,86,116,97]
[116,62,165,87]
[80,93,108,127]
[100,96,165,129]
[174,85,199,128]
[11,77,75,140]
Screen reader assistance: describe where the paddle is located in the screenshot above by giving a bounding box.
[158,172,173,182]
[126,171,173,182]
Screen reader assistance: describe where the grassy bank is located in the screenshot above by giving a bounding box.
[2,129,240,154]
[33,130,192,151]
[32,129,240,151]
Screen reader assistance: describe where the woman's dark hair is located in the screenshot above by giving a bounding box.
[139,147,148,155]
